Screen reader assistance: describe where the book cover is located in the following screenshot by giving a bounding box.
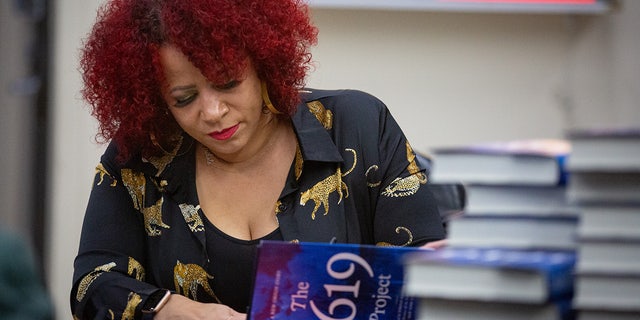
[403,247,576,304]
[249,241,422,320]
[429,139,570,186]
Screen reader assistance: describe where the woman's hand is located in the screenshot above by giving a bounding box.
[154,294,246,320]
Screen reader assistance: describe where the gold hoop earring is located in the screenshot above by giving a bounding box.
[261,81,282,115]
[150,133,172,155]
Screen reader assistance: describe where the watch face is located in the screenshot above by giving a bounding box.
[145,292,163,307]
[143,290,170,313]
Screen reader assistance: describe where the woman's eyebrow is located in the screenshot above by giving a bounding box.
[169,85,196,94]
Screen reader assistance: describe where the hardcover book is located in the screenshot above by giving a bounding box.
[578,309,640,320]
[447,214,579,250]
[416,298,575,320]
[577,205,640,240]
[573,273,640,312]
[567,127,640,172]
[566,127,640,318]
[402,247,577,304]
[249,241,422,320]
[429,139,570,186]
[464,184,577,216]
[567,171,640,205]
[576,238,640,275]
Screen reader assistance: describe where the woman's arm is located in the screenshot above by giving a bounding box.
[370,98,446,246]
[71,159,159,319]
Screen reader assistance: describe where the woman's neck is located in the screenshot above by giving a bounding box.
[198,119,296,174]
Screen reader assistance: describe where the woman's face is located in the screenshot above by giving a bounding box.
[159,45,273,162]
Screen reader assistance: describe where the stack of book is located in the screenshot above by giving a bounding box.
[402,139,579,319]
[403,247,577,320]
[566,128,640,320]
[428,139,579,251]
[248,241,577,320]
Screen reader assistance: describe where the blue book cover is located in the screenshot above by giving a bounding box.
[403,247,577,303]
[249,241,423,320]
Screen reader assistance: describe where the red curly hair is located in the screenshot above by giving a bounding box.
[81,0,318,162]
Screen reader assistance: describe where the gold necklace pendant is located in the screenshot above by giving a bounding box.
[203,146,215,166]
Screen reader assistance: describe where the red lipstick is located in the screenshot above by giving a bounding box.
[209,124,239,141]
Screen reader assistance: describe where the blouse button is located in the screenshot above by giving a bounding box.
[278,203,288,212]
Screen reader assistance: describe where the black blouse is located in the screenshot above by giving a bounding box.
[202,215,283,312]
[71,89,445,319]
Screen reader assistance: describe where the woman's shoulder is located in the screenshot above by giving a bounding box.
[98,141,147,177]
[302,88,385,107]
[300,88,388,118]
[99,136,193,182]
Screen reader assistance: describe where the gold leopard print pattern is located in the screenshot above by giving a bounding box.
[300,148,357,219]
[376,226,414,247]
[146,135,183,177]
[95,163,117,187]
[121,292,142,320]
[127,257,145,281]
[121,169,170,236]
[179,203,205,232]
[381,141,427,197]
[306,101,333,129]
[173,260,221,303]
[76,262,116,302]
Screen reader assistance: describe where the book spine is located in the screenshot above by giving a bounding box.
[547,264,575,301]
[556,154,569,186]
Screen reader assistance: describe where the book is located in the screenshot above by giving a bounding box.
[578,309,640,320]
[416,298,575,320]
[402,247,576,304]
[567,171,640,205]
[249,241,422,320]
[565,127,640,317]
[567,127,640,172]
[464,184,578,216]
[577,205,640,240]
[575,238,640,274]
[428,139,570,186]
[573,273,640,312]
[447,214,579,250]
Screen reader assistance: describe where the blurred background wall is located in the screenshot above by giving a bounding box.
[1,0,636,319]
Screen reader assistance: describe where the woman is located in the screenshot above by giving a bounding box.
[71,0,446,319]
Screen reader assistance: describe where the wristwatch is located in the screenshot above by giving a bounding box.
[141,289,171,314]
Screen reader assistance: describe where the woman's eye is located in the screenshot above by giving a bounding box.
[216,80,239,90]
[174,93,197,107]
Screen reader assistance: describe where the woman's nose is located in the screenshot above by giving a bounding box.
[200,90,228,121]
